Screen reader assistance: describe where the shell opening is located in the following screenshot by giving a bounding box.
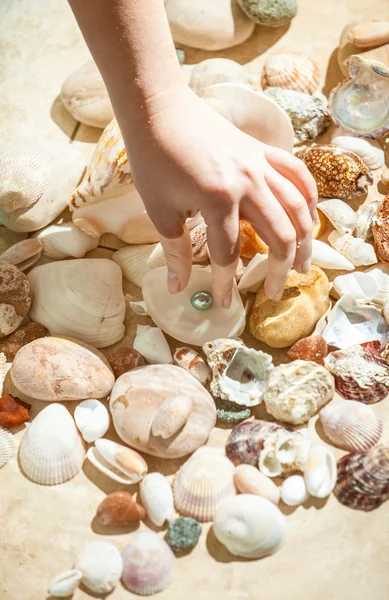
[259,448,282,478]
[275,437,298,464]
[224,349,264,393]
[87,446,139,484]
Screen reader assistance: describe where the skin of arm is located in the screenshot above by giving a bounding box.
[68,0,318,306]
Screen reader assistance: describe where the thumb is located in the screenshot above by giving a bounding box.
[159,226,192,294]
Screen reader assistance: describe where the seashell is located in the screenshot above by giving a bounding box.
[331,135,384,169]
[332,271,378,303]
[61,60,114,129]
[0,426,15,468]
[0,140,85,233]
[261,53,320,94]
[366,262,389,305]
[173,347,211,386]
[264,360,334,426]
[87,439,147,484]
[233,464,280,504]
[355,199,381,242]
[237,0,297,27]
[281,475,309,506]
[317,199,357,234]
[113,243,166,287]
[213,495,285,559]
[319,400,382,451]
[74,540,123,594]
[27,259,125,348]
[347,22,389,49]
[324,342,389,403]
[214,397,251,423]
[0,394,30,428]
[133,325,173,365]
[0,352,6,396]
[0,238,42,271]
[0,264,31,339]
[239,220,268,258]
[287,335,328,364]
[203,338,273,407]
[130,300,154,316]
[372,194,389,264]
[0,227,27,255]
[383,298,389,323]
[329,56,389,139]
[311,239,354,271]
[151,394,193,439]
[334,445,389,511]
[0,321,45,361]
[96,491,146,526]
[74,399,109,443]
[304,445,337,498]
[18,403,85,485]
[139,472,174,526]
[263,87,330,143]
[249,266,330,348]
[11,337,114,402]
[225,420,284,467]
[296,145,373,199]
[142,265,246,346]
[48,569,83,598]
[108,346,146,379]
[328,230,377,267]
[122,531,175,595]
[321,295,389,348]
[166,517,201,552]
[173,447,236,522]
[237,253,268,294]
[189,58,250,98]
[259,428,311,478]
[190,221,208,264]
[110,365,216,458]
[34,223,99,259]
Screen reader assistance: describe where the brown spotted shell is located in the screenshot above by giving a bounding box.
[287,335,328,364]
[0,264,31,339]
[225,420,285,466]
[296,145,373,199]
[372,194,389,263]
[261,53,320,94]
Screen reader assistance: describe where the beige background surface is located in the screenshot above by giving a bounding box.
[1,1,389,599]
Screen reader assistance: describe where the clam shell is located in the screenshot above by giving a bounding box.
[311,239,354,271]
[355,199,381,241]
[372,194,389,264]
[48,569,82,598]
[173,447,236,522]
[34,223,99,259]
[304,445,337,498]
[213,495,285,559]
[96,491,146,526]
[0,238,42,271]
[365,262,389,305]
[331,135,384,169]
[233,464,280,504]
[113,243,166,287]
[87,439,148,484]
[139,472,174,527]
[348,22,389,49]
[173,347,211,386]
[281,475,309,506]
[74,540,123,594]
[74,399,109,443]
[0,151,48,212]
[18,404,85,485]
[0,425,15,468]
[133,325,173,365]
[317,199,357,234]
[122,531,175,596]
[319,400,383,451]
[328,231,377,267]
[261,53,320,94]
[332,272,378,302]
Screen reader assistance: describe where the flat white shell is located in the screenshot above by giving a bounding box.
[48,569,82,598]
[332,272,378,303]
[332,135,385,169]
[139,472,174,527]
[281,475,309,506]
[237,254,268,294]
[74,399,109,443]
[317,199,357,234]
[304,445,337,499]
[74,540,123,594]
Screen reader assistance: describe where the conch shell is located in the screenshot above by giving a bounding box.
[328,230,378,267]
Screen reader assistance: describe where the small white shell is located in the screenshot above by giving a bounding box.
[133,325,173,365]
[317,199,357,234]
[0,238,42,271]
[0,426,15,468]
[233,464,280,505]
[311,239,354,271]
[237,254,268,294]
[328,230,378,267]
[129,300,148,316]
[74,540,123,594]
[0,151,48,212]
[34,223,99,259]
[151,395,193,439]
[87,439,148,484]
[332,272,378,303]
[331,135,385,170]
[48,569,82,598]
[139,472,174,527]
[281,475,309,506]
[74,399,109,443]
[303,445,337,498]
[113,243,166,287]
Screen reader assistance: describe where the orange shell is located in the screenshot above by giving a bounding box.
[96,491,146,526]
[240,220,268,258]
[0,394,31,428]
[287,335,328,364]
[372,194,389,264]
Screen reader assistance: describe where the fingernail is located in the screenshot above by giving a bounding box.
[223,292,232,309]
[301,260,311,273]
[168,273,180,294]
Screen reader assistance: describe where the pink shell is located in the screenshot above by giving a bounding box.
[319,400,382,452]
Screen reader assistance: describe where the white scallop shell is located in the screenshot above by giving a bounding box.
[139,472,174,527]
[328,230,377,267]
[18,404,85,485]
[133,325,173,365]
[113,243,166,288]
[74,399,109,443]
[34,223,99,259]
[281,475,309,506]
[87,438,148,484]
[0,238,42,271]
[237,254,268,294]
[233,464,280,505]
[311,239,354,271]
[74,540,123,595]
[213,495,286,559]
[0,151,48,212]
[332,272,378,303]
[48,569,82,598]
[331,135,384,170]
[0,426,15,468]
[317,199,357,234]
[303,445,337,498]
[365,263,389,305]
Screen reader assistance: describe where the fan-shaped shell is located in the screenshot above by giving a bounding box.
[74,541,123,594]
[0,425,15,468]
[87,439,147,484]
[34,223,99,259]
[261,53,320,94]
[0,151,48,212]
[319,400,382,451]
[0,238,42,271]
[113,243,166,287]
[139,472,174,526]
[317,199,357,235]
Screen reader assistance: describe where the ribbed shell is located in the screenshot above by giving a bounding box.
[225,420,284,466]
[0,238,42,271]
[261,53,320,94]
[0,426,15,468]
[319,401,382,451]
[0,151,48,212]
[113,243,166,287]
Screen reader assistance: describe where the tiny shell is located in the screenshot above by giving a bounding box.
[324,342,389,403]
[0,238,42,271]
[173,347,211,386]
[281,475,309,506]
[317,199,357,234]
[87,439,148,484]
[113,243,166,288]
[237,253,268,294]
[0,322,45,361]
[331,135,384,169]
[0,425,15,468]
[133,325,173,365]
[332,272,378,302]
[108,346,146,379]
[74,399,109,443]
[304,445,337,498]
[139,472,174,527]
[96,491,146,526]
[287,335,328,364]
[233,464,280,504]
[328,230,377,267]
[74,540,123,594]
[0,394,30,428]
[151,395,193,439]
[48,569,82,598]
[0,151,48,212]
[122,531,175,596]
[319,400,383,451]
[347,22,389,49]
[261,53,320,94]
[34,223,99,259]
[311,239,354,271]
[372,194,389,264]
[239,220,267,258]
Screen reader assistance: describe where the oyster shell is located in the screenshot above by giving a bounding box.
[331,135,384,169]
[0,238,42,271]
[317,199,357,234]
[372,194,389,263]
[319,400,383,451]
[311,239,354,271]
[303,445,337,499]
[261,52,320,94]
[87,439,148,484]
[328,231,377,267]
[139,472,174,527]
[332,272,378,303]
[281,475,309,506]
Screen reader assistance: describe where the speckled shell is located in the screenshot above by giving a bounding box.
[261,53,320,94]
[372,194,389,263]
[0,264,31,339]
[287,335,328,364]
[225,419,285,466]
[324,342,389,404]
[264,360,335,425]
[0,426,15,468]
[334,445,389,511]
[173,347,211,386]
[0,238,42,271]
[347,22,389,49]
[0,151,48,212]
[328,230,377,267]
[296,145,373,199]
[233,464,280,504]
[319,400,383,451]
[96,491,146,526]
[190,221,208,263]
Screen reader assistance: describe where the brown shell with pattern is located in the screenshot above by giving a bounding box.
[225,420,285,466]
[372,194,389,264]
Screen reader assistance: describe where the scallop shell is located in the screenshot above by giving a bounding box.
[237,253,268,294]
[317,199,357,234]
[319,400,383,451]
[281,475,309,506]
[133,325,173,365]
[332,272,378,302]
[139,472,174,527]
[74,399,109,443]
[203,338,273,407]
[328,231,377,267]
[331,135,384,169]
[74,541,123,594]
[0,425,15,468]
[48,569,82,598]
[296,145,373,199]
[366,262,389,305]
[34,223,99,259]
[324,342,389,403]
[259,428,311,478]
[355,199,381,241]
[173,347,211,386]
[372,194,389,264]
[0,238,42,271]
[347,22,389,49]
[261,53,320,94]
[304,445,337,498]
[18,404,85,485]
[233,464,280,505]
[96,491,146,526]
[173,447,236,522]
[311,239,354,271]
[213,495,285,559]
[0,151,48,212]
[113,243,166,287]
[122,531,175,596]
[87,439,148,484]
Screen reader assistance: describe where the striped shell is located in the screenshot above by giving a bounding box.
[319,400,383,451]
[347,22,389,49]
[372,194,389,263]
[261,53,320,94]
[0,151,48,212]
[0,426,15,468]
[0,238,42,271]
